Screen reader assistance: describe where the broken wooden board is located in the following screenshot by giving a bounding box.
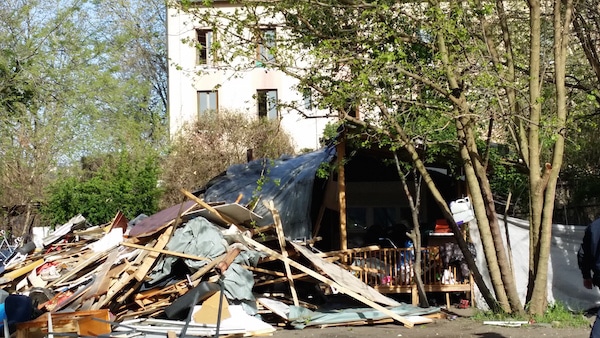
[128,200,196,238]
[180,189,238,226]
[257,297,289,321]
[78,249,121,310]
[290,242,401,307]
[133,225,174,282]
[242,235,415,328]
[265,200,299,307]
[185,203,263,227]
[122,242,208,261]
[46,251,107,288]
[0,258,44,284]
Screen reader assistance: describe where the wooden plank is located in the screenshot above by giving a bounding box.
[189,253,226,286]
[16,309,111,337]
[290,242,401,307]
[337,138,347,252]
[246,265,308,279]
[133,225,174,282]
[265,200,299,307]
[108,226,176,307]
[185,203,263,226]
[79,249,121,310]
[180,189,238,226]
[253,273,308,287]
[242,235,415,328]
[122,242,209,261]
[47,252,106,287]
[0,258,45,284]
[318,318,394,328]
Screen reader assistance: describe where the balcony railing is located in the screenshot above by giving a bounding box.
[325,246,472,295]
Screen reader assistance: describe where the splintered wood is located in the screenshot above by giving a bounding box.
[3,191,427,335]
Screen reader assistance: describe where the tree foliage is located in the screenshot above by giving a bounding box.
[0,0,168,215]
[556,0,600,222]
[42,150,162,226]
[176,0,580,314]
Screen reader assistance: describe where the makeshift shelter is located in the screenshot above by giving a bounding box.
[200,144,463,250]
[199,137,473,306]
[200,146,335,242]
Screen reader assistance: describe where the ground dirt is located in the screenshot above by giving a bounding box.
[269,307,593,338]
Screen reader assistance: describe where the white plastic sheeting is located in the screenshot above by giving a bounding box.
[470,215,600,311]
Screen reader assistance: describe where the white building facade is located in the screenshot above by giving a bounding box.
[167,3,336,152]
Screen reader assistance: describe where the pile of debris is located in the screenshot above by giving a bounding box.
[0,189,440,337]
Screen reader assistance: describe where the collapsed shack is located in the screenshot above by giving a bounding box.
[201,142,474,307]
[0,188,442,337]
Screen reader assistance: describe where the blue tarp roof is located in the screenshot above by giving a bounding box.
[201,146,336,240]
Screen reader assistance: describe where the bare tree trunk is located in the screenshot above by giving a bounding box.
[527,0,572,315]
[428,5,515,309]
[393,153,429,308]
[455,116,510,313]
[460,116,524,314]
[356,108,502,312]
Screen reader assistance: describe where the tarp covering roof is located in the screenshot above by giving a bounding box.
[201,146,336,241]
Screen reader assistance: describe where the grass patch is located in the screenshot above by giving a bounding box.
[472,301,589,328]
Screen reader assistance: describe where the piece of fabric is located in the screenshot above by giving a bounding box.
[439,242,476,281]
[470,214,600,312]
[201,147,336,241]
[148,217,228,283]
[288,304,440,329]
[148,216,260,310]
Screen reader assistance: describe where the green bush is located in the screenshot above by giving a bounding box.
[42,151,162,226]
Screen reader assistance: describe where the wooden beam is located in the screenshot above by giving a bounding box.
[242,235,415,328]
[122,242,209,261]
[0,258,45,284]
[180,188,238,226]
[337,136,347,252]
[265,200,299,307]
[254,273,308,287]
[315,245,381,258]
[133,226,174,282]
[47,252,106,288]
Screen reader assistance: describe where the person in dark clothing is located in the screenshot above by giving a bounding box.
[578,218,600,338]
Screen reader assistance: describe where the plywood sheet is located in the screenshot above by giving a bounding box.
[185,203,262,226]
[129,201,196,237]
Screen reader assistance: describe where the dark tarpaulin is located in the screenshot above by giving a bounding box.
[201,146,336,241]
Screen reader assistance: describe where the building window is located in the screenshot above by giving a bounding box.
[257,28,275,66]
[257,89,278,119]
[198,90,218,115]
[302,89,313,110]
[196,29,214,65]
